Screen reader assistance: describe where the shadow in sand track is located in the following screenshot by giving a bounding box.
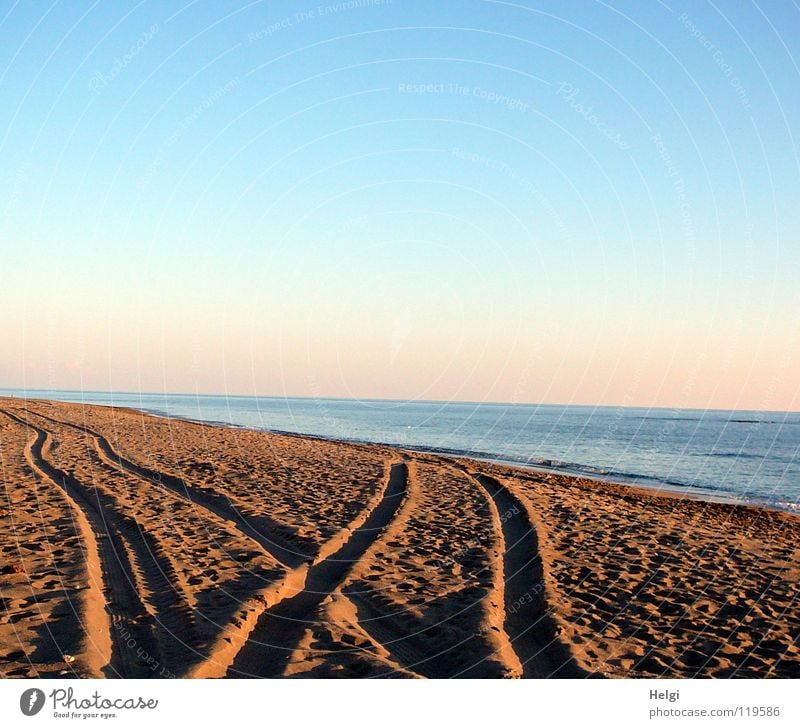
[0,408,161,678]
[18,407,309,569]
[228,462,408,677]
[8,409,204,673]
[472,472,590,678]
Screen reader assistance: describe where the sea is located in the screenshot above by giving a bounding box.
[2,389,798,512]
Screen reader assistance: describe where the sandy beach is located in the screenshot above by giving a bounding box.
[0,397,797,679]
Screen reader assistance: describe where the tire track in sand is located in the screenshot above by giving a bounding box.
[0,410,111,677]
[471,472,589,677]
[188,459,409,677]
[342,462,520,678]
[227,462,408,677]
[0,408,161,677]
[21,407,305,570]
[18,405,405,679]
[10,408,211,674]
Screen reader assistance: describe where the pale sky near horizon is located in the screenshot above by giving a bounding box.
[1,1,798,410]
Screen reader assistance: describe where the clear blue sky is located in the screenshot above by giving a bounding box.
[1,0,798,409]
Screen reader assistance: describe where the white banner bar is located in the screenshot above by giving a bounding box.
[1,679,796,728]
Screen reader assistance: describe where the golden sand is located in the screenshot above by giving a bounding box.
[0,398,797,678]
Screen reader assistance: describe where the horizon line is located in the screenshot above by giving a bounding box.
[1,386,798,416]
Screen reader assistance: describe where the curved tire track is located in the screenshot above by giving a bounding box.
[0,408,161,677]
[471,472,589,678]
[8,408,208,674]
[228,462,408,677]
[189,459,411,677]
[20,405,410,679]
[21,407,305,570]
[0,410,111,677]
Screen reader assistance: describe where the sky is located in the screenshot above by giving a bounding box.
[1,0,798,410]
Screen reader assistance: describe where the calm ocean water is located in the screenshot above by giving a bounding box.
[3,389,799,511]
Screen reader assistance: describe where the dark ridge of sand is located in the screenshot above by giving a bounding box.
[0,397,797,678]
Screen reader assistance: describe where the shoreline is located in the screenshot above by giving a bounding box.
[13,395,796,517]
